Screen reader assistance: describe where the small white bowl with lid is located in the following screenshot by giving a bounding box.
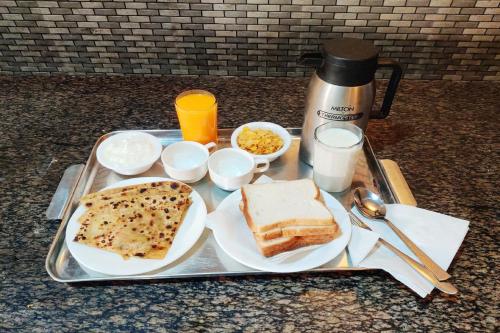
[96,131,163,175]
[230,122,292,162]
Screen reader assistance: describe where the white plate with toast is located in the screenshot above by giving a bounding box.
[207,181,352,273]
[65,177,207,276]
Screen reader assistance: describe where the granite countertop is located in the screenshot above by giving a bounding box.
[0,75,498,332]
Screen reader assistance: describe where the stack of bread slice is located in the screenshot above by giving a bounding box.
[240,179,338,257]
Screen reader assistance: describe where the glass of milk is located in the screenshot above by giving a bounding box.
[313,122,364,192]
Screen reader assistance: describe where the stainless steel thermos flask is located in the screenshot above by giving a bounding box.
[299,38,402,166]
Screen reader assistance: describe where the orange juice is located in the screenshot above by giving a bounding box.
[175,90,218,144]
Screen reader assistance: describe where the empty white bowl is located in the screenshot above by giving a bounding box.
[208,148,269,191]
[231,122,292,162]
[96,131,162,175]
[161,141,216,183]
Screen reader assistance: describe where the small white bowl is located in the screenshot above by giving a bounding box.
[231,122,291,162]
[208,148,269,191]
[96,131,162,175]
[161,141,216,183]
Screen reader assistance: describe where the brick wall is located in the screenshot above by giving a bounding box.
[0,0,499,80]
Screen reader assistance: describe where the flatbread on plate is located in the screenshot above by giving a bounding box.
[73,180,192,260]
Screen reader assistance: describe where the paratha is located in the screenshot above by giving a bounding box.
[73,180,192,260]
[80,181,191,208]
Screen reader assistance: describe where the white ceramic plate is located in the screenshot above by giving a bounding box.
[65,177,207,276]
[207,189,352,273]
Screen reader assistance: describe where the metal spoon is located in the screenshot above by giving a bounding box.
[353,187,452,282]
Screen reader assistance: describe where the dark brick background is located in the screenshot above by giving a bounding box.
[0,0,498,80]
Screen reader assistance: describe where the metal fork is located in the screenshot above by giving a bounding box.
[349,212,458,295]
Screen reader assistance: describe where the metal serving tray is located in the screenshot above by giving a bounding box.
[46,128,398,282]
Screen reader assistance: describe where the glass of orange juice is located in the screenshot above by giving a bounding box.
[175,90,218,144]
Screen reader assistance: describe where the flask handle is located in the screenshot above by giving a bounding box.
[370,59,403,119]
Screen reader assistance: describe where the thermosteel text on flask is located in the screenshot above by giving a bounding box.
[299,38,402,166]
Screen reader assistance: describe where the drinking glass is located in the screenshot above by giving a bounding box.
[175,90,218,144]
[313,122,364,192]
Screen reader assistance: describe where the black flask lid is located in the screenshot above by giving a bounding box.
[318,38,379,87]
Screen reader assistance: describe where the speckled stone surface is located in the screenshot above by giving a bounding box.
[0,76,498,332]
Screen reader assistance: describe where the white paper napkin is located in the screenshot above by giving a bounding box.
[348,205,469,297]
[348,225,379,266]
[205,201,241,230]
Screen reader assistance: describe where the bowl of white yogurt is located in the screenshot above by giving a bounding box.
[96,131,162,175]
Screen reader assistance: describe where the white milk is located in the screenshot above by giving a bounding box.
[313,127,362,192]
[317,127,360,148]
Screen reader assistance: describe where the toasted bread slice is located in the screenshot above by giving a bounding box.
[255,233,335,257]
[241,179,335,233]
[254,224,339,241]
